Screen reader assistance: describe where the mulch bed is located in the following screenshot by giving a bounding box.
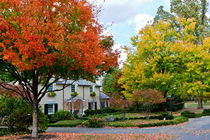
[0,132,175,140]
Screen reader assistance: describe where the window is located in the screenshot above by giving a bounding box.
[71,85,75,92]
[100,101,109,109]
[44,104,58,115]
[48,84,53,92]
[47,104,54,114]
[88,102,97,110]
[90,86,93,92]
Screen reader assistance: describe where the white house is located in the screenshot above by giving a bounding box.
[39,79,110,116]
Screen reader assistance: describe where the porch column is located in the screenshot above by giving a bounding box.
[72,102,74,114]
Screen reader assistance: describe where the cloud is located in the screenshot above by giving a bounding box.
[112,44,127,67]
[134,14,154,33]
[88,0,153,23]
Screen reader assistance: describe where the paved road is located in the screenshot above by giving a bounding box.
[47,116,210,140]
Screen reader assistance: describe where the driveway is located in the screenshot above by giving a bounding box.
[47,116,210,140]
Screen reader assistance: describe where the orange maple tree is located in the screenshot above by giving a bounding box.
[0,0,118,137]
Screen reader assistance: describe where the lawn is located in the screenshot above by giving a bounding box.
[102,112,163,120]
[107,119,171,127]
[184,101,210,108]
[48,119,83,127]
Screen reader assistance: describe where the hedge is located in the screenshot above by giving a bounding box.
[48,119,82,127]
[181,110,210,118]
[107,116,188,127]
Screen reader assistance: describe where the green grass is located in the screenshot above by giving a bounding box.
[184,101,210,108]
[48,119,83,127]
[102,112,161,119]
[107,116,188,127]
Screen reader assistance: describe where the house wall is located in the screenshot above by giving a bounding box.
[39,82,101,114]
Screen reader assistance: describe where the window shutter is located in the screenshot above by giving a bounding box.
[54,104,58,113]
[44,104,48,115]
[106,101,109,107]
[88,102,91,109]
[95,102,97,110]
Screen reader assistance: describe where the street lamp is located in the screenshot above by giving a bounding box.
[168,95,173,116]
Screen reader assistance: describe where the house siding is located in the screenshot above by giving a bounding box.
[39,80,101,114]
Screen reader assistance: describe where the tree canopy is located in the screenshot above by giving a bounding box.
[119,18,209,101]
[0,0,119,137]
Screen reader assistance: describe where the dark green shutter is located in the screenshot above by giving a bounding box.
[44,104,48,115]
[95,102,97,110]
[54,104,58,113]
[88,102,91,109]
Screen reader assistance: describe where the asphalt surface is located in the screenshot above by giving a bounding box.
[46,116,210,140]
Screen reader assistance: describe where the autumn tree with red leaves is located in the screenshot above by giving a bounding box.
[0,0,118,137]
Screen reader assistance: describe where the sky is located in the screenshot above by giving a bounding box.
[88,0,210,66]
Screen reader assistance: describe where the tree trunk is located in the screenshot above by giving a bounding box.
[197,96,203,109]
[32,100,38,138]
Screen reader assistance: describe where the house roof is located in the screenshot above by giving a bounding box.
[77,79,94,86]
[100,91,110,100]
[56,79,74,85]
[67,96,85,102]
[56,79,100,87]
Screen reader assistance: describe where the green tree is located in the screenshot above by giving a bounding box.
[102,68,121,94]
[119,18,209,109]
[154,0,209,108]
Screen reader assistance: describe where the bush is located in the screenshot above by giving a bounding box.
[138,116,188,128]
[107,116,188,127]
[151,95,184,112]
[159,112,174,120]
[50,110,72,122]
[48,119,82,127]
[102,107,118,113]
[83,115,104,128]
[48,92,56,97]
[84,108,119,116]
[181,111,196,118]
[0,96,48,132]
[203,109,210,115]
[90,92,96,97]
[84,109,95,116]
[38,109,49,132]
[71,92,78,97]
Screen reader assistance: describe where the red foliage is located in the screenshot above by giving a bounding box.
[0,83,21,98]
[0,0,118,73]
[132,89,166,105]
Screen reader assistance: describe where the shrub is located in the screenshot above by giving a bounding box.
[138,116,188,128]
[84,107,119,117]
[107,116,188,127]
[0,96,48,132]
[203,109,210,115]
[38,109,49,132]
[83,115,104,128]
[84,109,95,116]
[51,110,72,122]
[181,111,196,118]
[102,107,118,113]
[159,112,174,120]
[71,92,78,97]
[48,119,82,127]
[90,92,96,97]
[48,92,56,97]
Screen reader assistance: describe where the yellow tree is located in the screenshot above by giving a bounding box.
[119,18,210,109]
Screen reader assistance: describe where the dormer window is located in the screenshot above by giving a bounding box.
[48,84,53,92]
[71,85,75,92]
[90,86,93,92]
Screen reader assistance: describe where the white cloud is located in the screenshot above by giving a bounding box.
[134,14,154,33]
[88,0,153,23]
[112,44,127,67]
